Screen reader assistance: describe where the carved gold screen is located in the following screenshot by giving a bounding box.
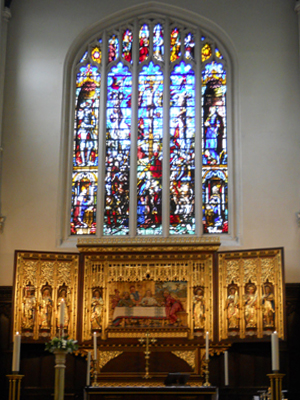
[13,251,79,340]
[80,237,216,341]
[218,248,284,340]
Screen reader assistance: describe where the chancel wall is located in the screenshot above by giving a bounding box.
[0,0,300,286]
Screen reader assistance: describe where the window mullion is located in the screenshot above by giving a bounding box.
[97,31,108,237]
[195,27,202,236]
[162,18,170,237]
[129,19,139,236]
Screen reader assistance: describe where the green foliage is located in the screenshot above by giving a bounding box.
[45,336,78,354]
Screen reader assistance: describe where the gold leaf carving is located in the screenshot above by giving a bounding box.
[98,351,123,370]
[226,260,239,284]
[40,261,55,285]
[261,258,274,283]
[23,261,38,286]
[171,350,195,370]
[243,259,257,283]
[57,261,72,286]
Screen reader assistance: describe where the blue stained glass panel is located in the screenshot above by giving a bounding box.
[104,62,132,235]
[71,64,100,235]
[202,61,228,234]
[137,62,164,235]
[169,62,195,234]
[153,24,164,62]
[184,33,195,60]
[122,29,133,63]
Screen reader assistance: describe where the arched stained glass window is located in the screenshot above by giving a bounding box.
[69,14,231,238]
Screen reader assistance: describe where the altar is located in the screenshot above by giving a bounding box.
[85,385,218,400]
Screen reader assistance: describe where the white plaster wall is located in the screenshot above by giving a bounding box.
[0,0,300,285]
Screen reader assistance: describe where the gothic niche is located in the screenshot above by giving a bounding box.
[225,284,239,334]
[91,287,104,332]
[39,284,53,335]
[193,286,205,330]
[244,282,257,332]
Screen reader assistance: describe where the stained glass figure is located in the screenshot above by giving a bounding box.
[91,46,102,64]
[170,28,181,62]
[201,43,212,62]
[137,62,163,235]
[108,34,119,63]
[215,47,223,59]
[122,29,133,63]
[104,62,132,235]
[153,24,164,62]
[184,33,195,60]
[139,24,150,63]
[202,61,228,233]
[169,62,195,234]
[71,64,100,235]
[71,172,97,235]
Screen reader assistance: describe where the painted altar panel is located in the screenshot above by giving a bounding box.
[80,237,216,341]
[218,248,285,340]
[13,251,79,341]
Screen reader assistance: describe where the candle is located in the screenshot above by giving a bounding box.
[205,331,209,360]
[224,351,229,386]
[271,331,279,371]
[60,299,65,327]
[93,332,97,360]
[86,351,91,386]
[12,332,21,372]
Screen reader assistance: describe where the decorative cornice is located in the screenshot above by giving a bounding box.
[77,236,220,253]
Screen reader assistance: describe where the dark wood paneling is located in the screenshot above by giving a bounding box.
[1,283,300,400]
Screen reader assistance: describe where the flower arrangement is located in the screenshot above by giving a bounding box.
[45,336,78,354]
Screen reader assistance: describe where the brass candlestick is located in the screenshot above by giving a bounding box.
[7,374,24,400]
[202,359,211,387]
[267,373,285,400]
[92,359,99,387]
[139,331,157,379]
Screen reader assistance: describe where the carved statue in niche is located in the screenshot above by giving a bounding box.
[225,285,239,329]
[244,283,257,328]
[261,283,275,328]
[22,285,36,331]
[39,285,53,330]
[56,286,70,331]
[91,288,104,331]
[193,287,205,329]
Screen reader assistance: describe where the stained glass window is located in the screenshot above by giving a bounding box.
[153,24,164,62]
[137,62,163,235]
[108,34,119,63]
[70,64,100,235]
[104,63,132,235]
[170,62,195,234]
[202,61,228,233]
[170,28,181,62]
[184,33,195,60]
[122,29,133,63]
[69,16,230,238]
[139,24,150,63]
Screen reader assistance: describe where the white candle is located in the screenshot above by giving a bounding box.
[12,332,21,372]
[60,299,65,327]
[271,331,279,371]
[224,351,229,386]
[205,331,209,360]
[93,332,97,360]
[86,351,91,386]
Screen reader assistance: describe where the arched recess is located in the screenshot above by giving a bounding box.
[57,1,241,247]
